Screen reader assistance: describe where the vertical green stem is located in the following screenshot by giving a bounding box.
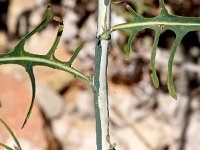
[94,0,111,150]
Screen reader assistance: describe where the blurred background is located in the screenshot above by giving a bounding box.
[0,0,200,150]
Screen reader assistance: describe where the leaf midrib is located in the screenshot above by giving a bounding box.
[112,21,200,30]
[0,56,91,82]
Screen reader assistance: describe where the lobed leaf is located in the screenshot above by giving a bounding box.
[110,0,200,99]
[0,5,93,128]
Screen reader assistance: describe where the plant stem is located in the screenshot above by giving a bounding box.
[94,0,111,150]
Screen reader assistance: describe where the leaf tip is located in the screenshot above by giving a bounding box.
[44,4,53,21]
[151,72,159,88]
[125,56,130,61]
[167,81,177,100]
[21,120,27,129]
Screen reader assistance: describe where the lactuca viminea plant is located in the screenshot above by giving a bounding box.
[0,0,200,150]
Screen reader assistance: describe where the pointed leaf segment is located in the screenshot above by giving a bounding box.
[108,0,200,99]
[0,5,93,128]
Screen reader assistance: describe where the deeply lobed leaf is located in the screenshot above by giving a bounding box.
[0,5,93,128]
[109,0,200,99]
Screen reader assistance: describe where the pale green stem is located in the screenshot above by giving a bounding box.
[94,0,111,150]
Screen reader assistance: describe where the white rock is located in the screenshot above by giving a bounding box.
[185,112,200,150]
[62,11,79,41]
[62,0,76,8]
[36,83,65,119]
[79,14,96,41]
[8,0,35,34]
[52,115,96,150]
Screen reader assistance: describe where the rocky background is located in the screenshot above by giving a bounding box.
[0,0,200,150]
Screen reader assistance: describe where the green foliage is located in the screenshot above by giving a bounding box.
[0,5,93,128]
[0,1,200,149]
[0,119,22,150]
[108,0,200,99]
